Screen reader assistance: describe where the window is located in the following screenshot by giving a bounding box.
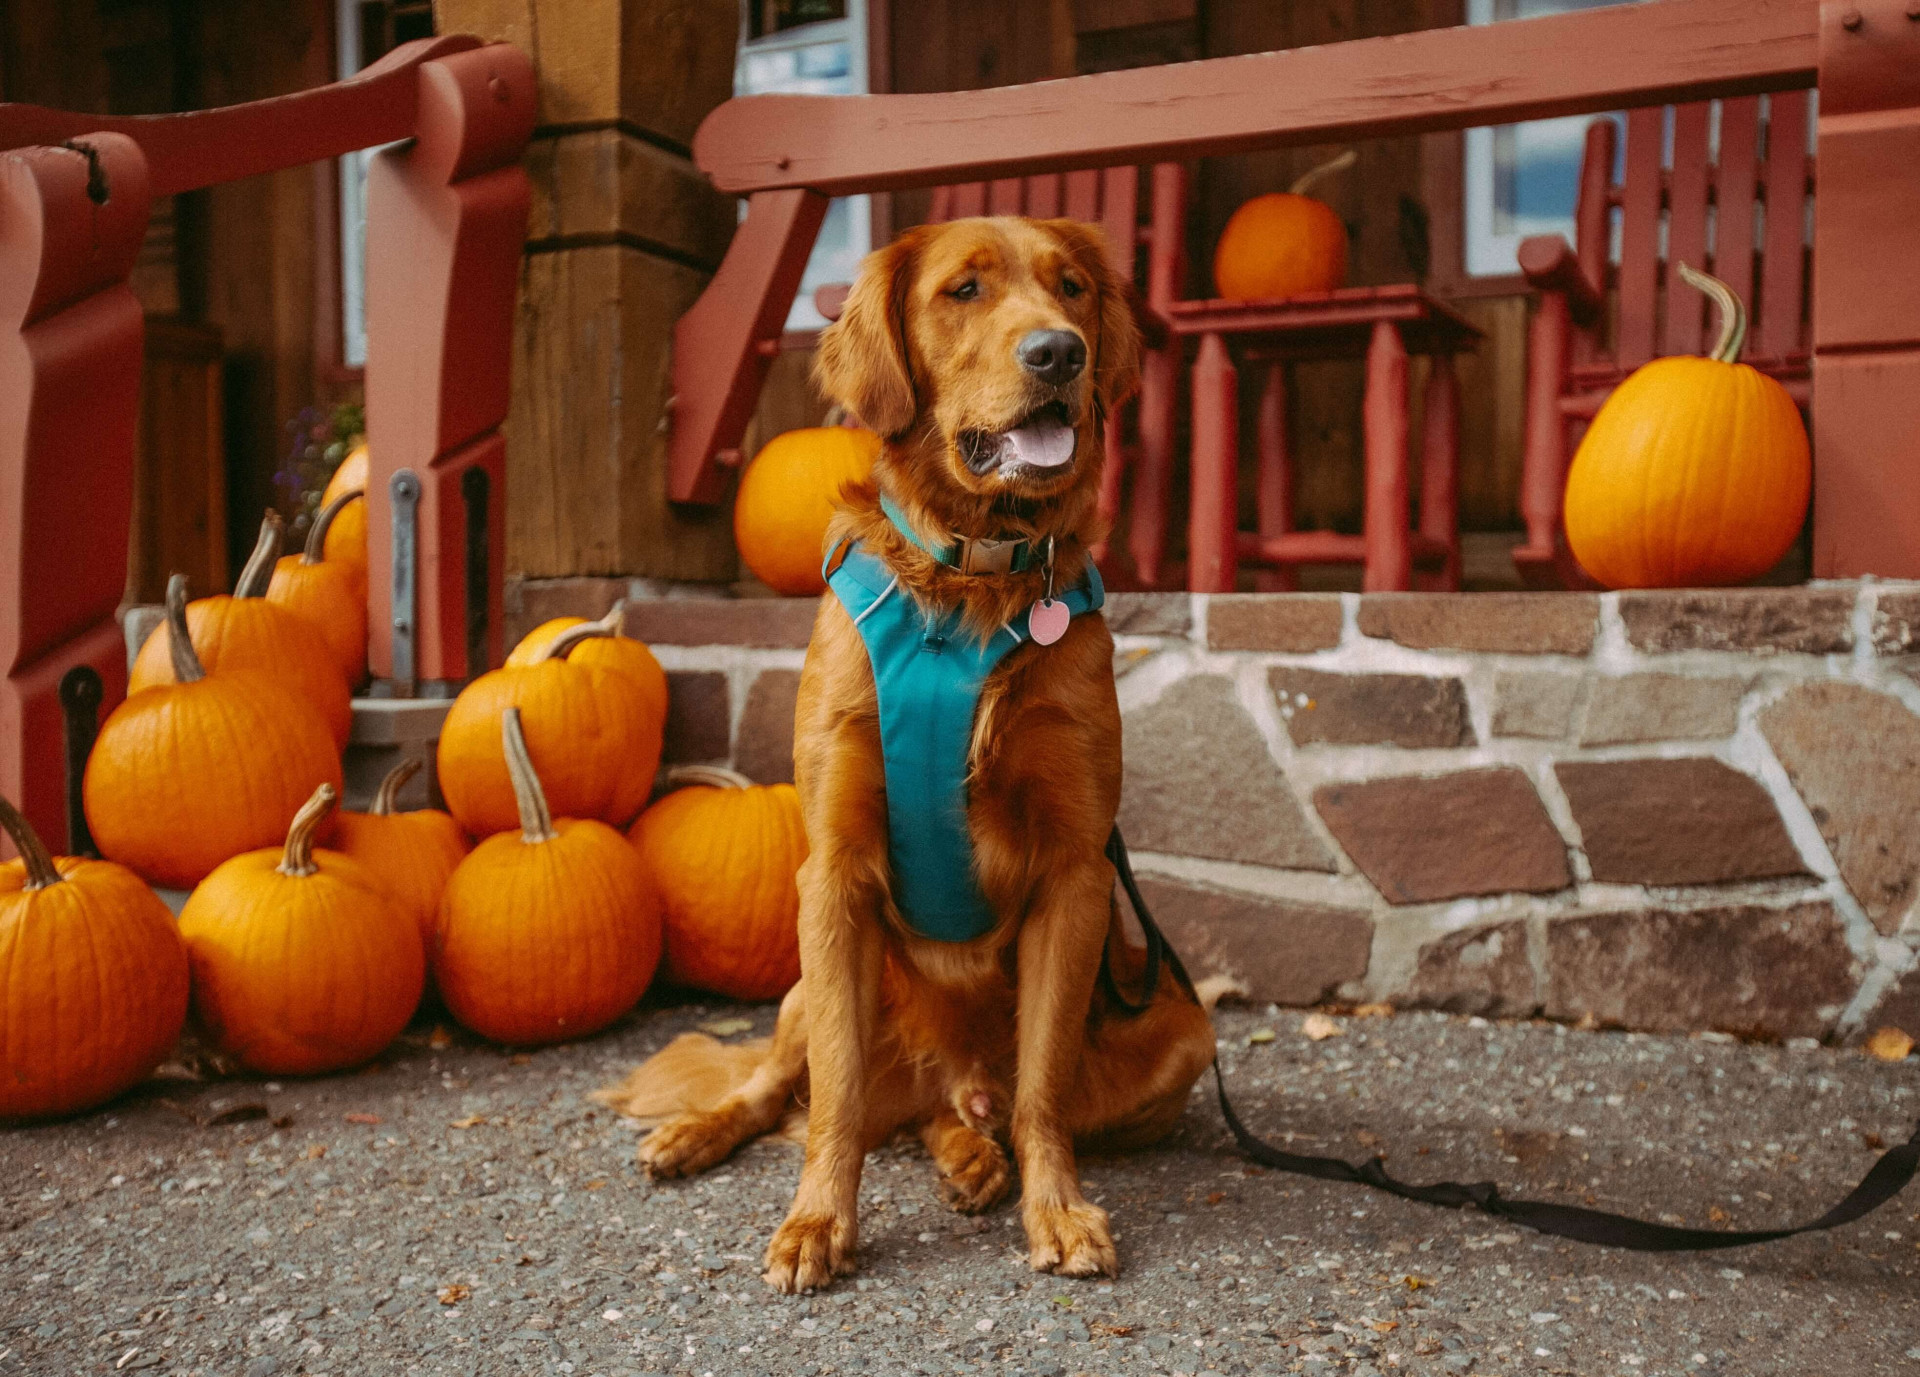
[735,0,870,332]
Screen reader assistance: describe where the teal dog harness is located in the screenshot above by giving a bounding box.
[824,502,1104,943]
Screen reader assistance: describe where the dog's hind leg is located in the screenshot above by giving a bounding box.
[638,983,811,1179]
[921,1108,1012,1214]
[1070,983,1217,1156]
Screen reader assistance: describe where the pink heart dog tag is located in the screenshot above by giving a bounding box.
[1028,597,1070,646]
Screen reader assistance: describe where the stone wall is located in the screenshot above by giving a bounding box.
[509,578,1920,1044]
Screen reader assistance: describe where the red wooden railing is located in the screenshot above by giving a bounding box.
[0,36,534,853]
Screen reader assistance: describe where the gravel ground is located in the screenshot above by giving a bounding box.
[4,998,1918,1377]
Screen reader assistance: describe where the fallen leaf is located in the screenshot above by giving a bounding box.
[1301,1013,1343,1041]
[305,1143,327,1160]
[1403,1275,1430,1291]
[1090,1323,1134,1336]
[699,1018,754,1037]
[1356,1130,1384,1149]
[1206,1191,1227,1205]
[429,1025,454,1050]
[344,1112,381,1126]
[1708,1206,1730,1224]
[449,1116,486,1129]
[1247,1027,1276,1045]
[1371,1320,1399,1333]
[271,1114,295,1129]
[509,1054,533,1066]
[437,1284,470,1305]
[1864,1131,1887,1151]
[1866,1027,1915,1062]
[585,1179,608,1191]
[1352,1002,1395,1019]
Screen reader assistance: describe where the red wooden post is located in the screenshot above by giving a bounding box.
[363,44,536,688]
[1417,353,1462,592]
[1254,363,1297,592]
[1811,0,1920,577]
[1131,162,1186,589]
[0,135,151,852]
[1518,289,1570,568]
[1362,320,1412,592]
[1189,332,1238,593]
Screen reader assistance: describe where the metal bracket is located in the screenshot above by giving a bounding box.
[58,666,102,857]
[461,465,490,679]
[390,467,421,698]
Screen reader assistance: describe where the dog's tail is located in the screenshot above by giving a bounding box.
[592,1034,809,1143]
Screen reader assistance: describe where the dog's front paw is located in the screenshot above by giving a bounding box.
[1023,1198,1117,1278]
[637,1110,739,1179]
[936,1128,1011,1214]
[764,1210,857,1292]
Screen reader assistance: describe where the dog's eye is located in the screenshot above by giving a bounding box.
[1060,276,1084,299]
[949,279,979,302]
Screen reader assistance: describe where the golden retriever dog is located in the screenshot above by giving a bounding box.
[598,217,1220,1293]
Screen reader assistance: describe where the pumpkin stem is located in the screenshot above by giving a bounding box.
[277,782,338,878]
[0,791,63,889]
[163,574,206,684]
[1677,262,1749,364]
[1288,149,1356,198]
[233,512,285,598]
[666,765,753,791]
[501,708,557,844]
[305,488,364,564]
[370,757,423,816]
[535,600,628,663]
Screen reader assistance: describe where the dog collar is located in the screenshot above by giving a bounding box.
[879,492,1039,576]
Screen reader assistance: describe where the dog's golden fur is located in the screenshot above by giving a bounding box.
[597,217,1219,1292]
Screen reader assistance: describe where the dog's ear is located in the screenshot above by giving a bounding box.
[1044,220,1143,414]
[813,230,924,439]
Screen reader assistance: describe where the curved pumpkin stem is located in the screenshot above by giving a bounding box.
[277,782,338,878]
[1288,149,1356,198]
[370,757,423,816]
[536,600,628,664]
[502,707,557,844]
[163,574,207,684]
[666,765,753,791]
[233,512,285,598]
[304,488,365,565]
[1677,263,1749,364]
[0,791,63,890]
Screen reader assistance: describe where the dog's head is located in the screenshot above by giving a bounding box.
[815,217,1141,523]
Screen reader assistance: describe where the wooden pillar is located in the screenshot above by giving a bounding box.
[1811,0,1920,578]
[434,0,741,582]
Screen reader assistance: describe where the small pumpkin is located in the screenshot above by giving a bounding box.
[130,513,354,747]
[333,757,469,953]
[438,604,664,837]
[321,442,370,585]
[86,575,345,889]
[178,783,424,1075]
[628,766,808,1001]
[734,424,880,595]
[435,708,661,1046]
[1563,264,1812,590]
[0,792,190,1120]
[1213,150,1355,302]
[267,488,368,686]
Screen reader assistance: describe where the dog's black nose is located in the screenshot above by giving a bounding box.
[1016,330,1087,386]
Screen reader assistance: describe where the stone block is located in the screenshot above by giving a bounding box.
[1356,592,1597,654]
[1130,873,1372,1005]
[1543,902,1858,1039]
[1578,673,1744,746]
[1617,588,1855,655]
[1118,676,1336,871]
[1313,769,1572,904]
[1404,920,1538,1017]
[1104,592,1192,637]
[1206,594,1343,652]
[503,575,629,648]
[1555,758,1808,887]
[1268,667,1474,749]
[623,598,821,648]
[662,670,729,764]
[1491,671,1583,739]
[1761,681,1920,933]
[735,669,801,785]
[1871,588,1920,655]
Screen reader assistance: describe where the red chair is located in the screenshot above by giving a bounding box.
[1515,95,1814,587]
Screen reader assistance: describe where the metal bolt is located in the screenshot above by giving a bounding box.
[489,75,510,103]
[1907,0,1920,20]
[393,618,410,631]
[776,155,791,170]
[1840,6,1863,28]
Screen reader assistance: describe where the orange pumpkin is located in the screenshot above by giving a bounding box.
[628,766,807,1000]
[267,488,368,686]
[0,792,189,1120]
[333,758,469,953]
[322,442,369,586]
[179,783,423,1075]
[435,708,661,1045]
[734,425,880,595]
[438,604,664,836]
[130,513,354,747]
[86,575,345,890]
[1563,264,1811,589]
[1213,150,1355,302]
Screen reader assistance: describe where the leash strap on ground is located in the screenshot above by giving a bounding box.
[1101,825,1920,1253]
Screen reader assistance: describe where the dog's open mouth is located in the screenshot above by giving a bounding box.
[959,402,1077,476]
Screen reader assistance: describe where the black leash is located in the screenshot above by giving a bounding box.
[1100,825,1920,1252]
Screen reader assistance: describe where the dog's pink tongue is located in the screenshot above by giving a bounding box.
[1002,414,1075,469]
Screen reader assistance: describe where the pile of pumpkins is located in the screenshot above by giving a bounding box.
[2,449,809,1122]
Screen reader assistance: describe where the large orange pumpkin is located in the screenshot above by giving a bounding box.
[435,708,661,1046]
[0,792,190,1120]
[1563,264,1811,590]
[438,604,664,836]
[130,514,354,747]
[87,575,345,889]
[1213,150,1355,302]
[322,442,369,586]
[734,425,880,595]
[179,783,423,1075]
[333,758,469,953]
[628,766,807,1001]
[267,488,368,686]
